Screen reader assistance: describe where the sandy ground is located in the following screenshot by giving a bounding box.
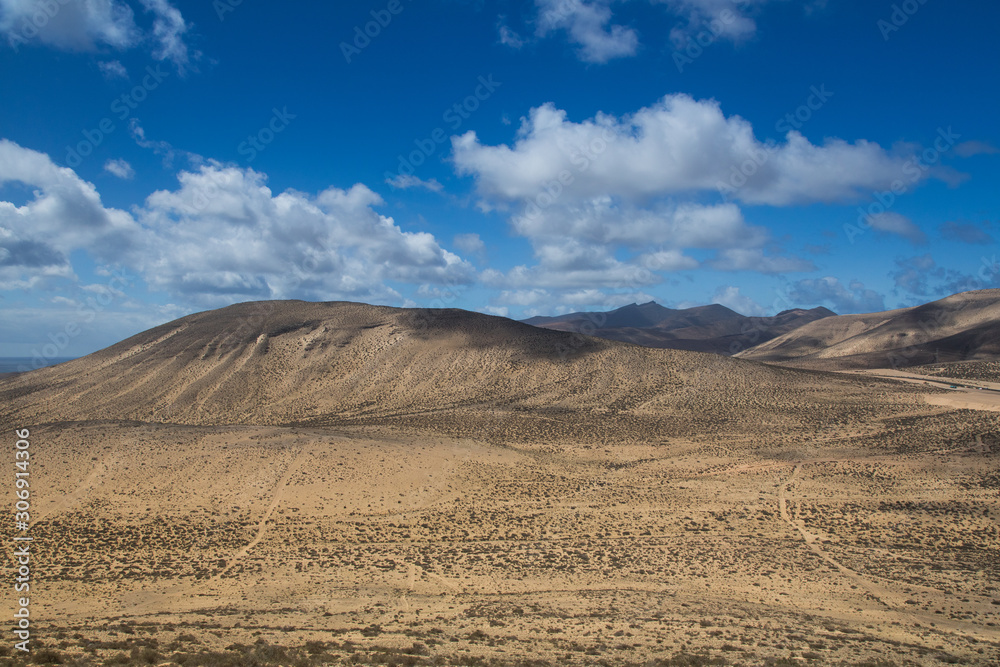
[843,369,1000,413]
[3,408,998,666]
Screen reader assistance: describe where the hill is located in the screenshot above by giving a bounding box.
[2,300,896,443]
[737,289,1000,370]
[523,301,835,355]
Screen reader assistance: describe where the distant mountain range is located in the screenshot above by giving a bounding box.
[522,301,836,356]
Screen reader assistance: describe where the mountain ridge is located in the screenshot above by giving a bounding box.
[522,301,836,355]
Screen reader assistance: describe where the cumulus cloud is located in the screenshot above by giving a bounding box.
[867,212,927,245]
[0,138,475,306]
[0,139,143,291]
[534,0,638,63]
[451,94,858,289]
[788,277,886,314]
[103,158,135,179]
[138,165,475,304]
[0,0,195,71]
[453,95,932,207]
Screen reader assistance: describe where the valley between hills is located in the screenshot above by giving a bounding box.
[2,297,999,666]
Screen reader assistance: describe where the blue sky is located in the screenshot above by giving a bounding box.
[1,0,998,359]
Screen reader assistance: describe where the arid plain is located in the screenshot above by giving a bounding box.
[2,300,999,666]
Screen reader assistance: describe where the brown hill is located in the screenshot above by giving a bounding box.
[523,301,835,355]
[1,300,903,443]
[737,289,1000,370]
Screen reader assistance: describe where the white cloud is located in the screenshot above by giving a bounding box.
[0,138,476,307]
[139,0,193,71]
[482,243,663,290]
[520,1,822,63]
[534,0,638,63]
[103,158,135,179]
[711,285,766,316]
[661,0,767,46]
[138,164,476,304]
[385,174,444,192]
[453,95,878,286]
[454,95,933,207]
[867,212,927,245]
[0,0,194,71]
[513,200,765,249]
[498,22,525,48]
[0,139,143,292]
[0,0,138,51]
[639,248,699,271]
[709,248,816,274]
[453,233,486,256]
[98,59,128,79]
[497,289,551,306]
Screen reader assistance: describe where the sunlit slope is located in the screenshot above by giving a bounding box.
[738,289,1000,370]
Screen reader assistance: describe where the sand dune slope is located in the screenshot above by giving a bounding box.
[737,289,1000,369]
